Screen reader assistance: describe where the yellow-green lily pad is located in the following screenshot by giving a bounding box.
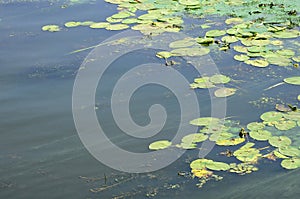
[216,137,245,146]
[249,130,272,141]
[176,142,197,149]
[209,132,234,141]
[205,30,226,37]
[244,59,269,67]
[260,111,283,122]
[106,24,129,30]
[90,22,109,29]
[247,122,265,131]
[42,25,60,32]
[281,158,300,169]
[274,150,289,159]
[169,38,196,48]
[190,158,213,170]
[209,74,230,84]
[273,30,300,39]
[284,76,300,85]
[292,56,300,62]
[171,47,210,57]
[274,120,297,131]
[65,21,82,28]
[279,146,300,157]
[214,88,236,98]
[268,136,291,148]
[233,46,248,53]
[196,37,214,44]
[234,54,250,61]
[181,133,208,143]
[149,140,172,150]
[156,51,172,59]
[189,117,220,126]
[221,36,238,43]
[206,161,230,171]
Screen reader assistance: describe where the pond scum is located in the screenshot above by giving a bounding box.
[42,0,300,190]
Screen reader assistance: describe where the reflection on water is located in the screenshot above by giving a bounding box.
[1,0,300,198]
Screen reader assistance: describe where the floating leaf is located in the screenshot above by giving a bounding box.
[283,111,300,121]
[171,47,210,57]
[205,30,226,37]
[273,150,289,159]
[216,137,245,146]
[169,38,195,48]
[268,136,291,148]
[260,111,283,122]
[176,142,197,149]
[221,36,238,43]
[234,54,250,61]
[189,117,220,126]
[156,51,172,59]
[179,0,200,6]
[192,169,213,178]
[266,56,291,67]
[90,22,109,29]
[276,49,295,58]
[106,24,129,30]
[292,56,300,62]
[42,25,60,32]
[244,59,269,67]
[196,37,214,44]
[209,132,234,141]
[181,133,208,143]
[206,161,230,171]
[233,46,248,53]
[65,21,81,28]
[190,158,213,170]
[233,144,261,163]
[225,17,243,25]
[229,163,258,174]
[274,120,297,131]
[249,130,272,141]
[149,140,172,150]
[214,88,236,98]
[281,158,300,169]
[279,146,300,157]
[209,74,230,84]
[284,76,300,85]
[247,122,265,131]
[273,30,300,39]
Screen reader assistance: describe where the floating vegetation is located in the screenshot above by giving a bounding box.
[214,87,237,98]
[149,140,172,150]
[41,25,61,32]
[284,76,300,86]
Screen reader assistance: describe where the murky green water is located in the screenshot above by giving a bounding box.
[1,1,300,198]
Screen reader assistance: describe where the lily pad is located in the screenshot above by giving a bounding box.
[273,150,289,159]
[216,137,245,146]
[171,47,210,57]
[149,140,172,150]
[181,133,208,143]
[209,74,230,84]
[209,132,234,141]
[233,145,261,163]
[206,161,230,171]
[225,17,243,25]
[281,158,300,169]
[189,117,220,126]
[176,142,197,149]
[276,49,295,58]
[90,22,109,29]
[192,169,213,178]
[244,59,269,67]
[233,46,248,53]
[268,136,291,148]
[279,146,300,157]
[64,21,81,28]
[156,51,172,59]
[190,158,213,170]
[234,54,250,61]
[292,56,300,62]
[179,0,200,6]
[274,120,297,131]
[273,30,300,39]
[214,88,236,98]
[284,76,300,85]
[196,37,214,44]
[260,111,283,122]
[221,36,238,43]
[42,25,60,32]
[249,130,272,141]
[169,38,196,48]
[247,122,265,131]
[106,24,129,30]
[205,30,226,37]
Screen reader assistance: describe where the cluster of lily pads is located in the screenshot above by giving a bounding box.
[189,74,237,98]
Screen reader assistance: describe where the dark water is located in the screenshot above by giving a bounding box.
[1,1,300,198]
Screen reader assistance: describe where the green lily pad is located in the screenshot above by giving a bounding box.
[209,132,234,141]
[196,37,214,44]
[233,46,248,53]
[273,150,289,159]
[156,51,172,59]
[190,158,213,170]
[65,21,81,28]
[249,130,272,141]
[250,39,271,46]
[281,158,300,169]
[266,56,291,67]
[225,17,243,25]
[268,136,291,148]
[191,81,216,89]
[181,133,208,143]
[189,117,220,126]
[273,30,300,39]
[214,88,236,98]
[234,54,250,61]
[244,59,269,67]
[221,36,238,43]
[111,11,133,19]
[179,0,200,6]
[194,76,210,83]
[205,30,226,37]
[106,24,129,30]
[247,122,265,131]
[276,49,295,58]
[274,120,297,131]
[90,22,109,29]
[42,25,60,32]
[279,146,300,157]
[284,76,300,85]
[206,161,230,171]
[270,40,283,46]
[171,47,210,57]
[169,38,196,48]
[233,145,261,163]
[260,111,283,122]
[216,137,245,146]
[209,74,230,84]
[176,142,197,149]
[247,46,267,53]
[292,56,300,62]
[298,95,300,101]
[283,111,300,121]
[149,140,172,150]
[122,18,139,24]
